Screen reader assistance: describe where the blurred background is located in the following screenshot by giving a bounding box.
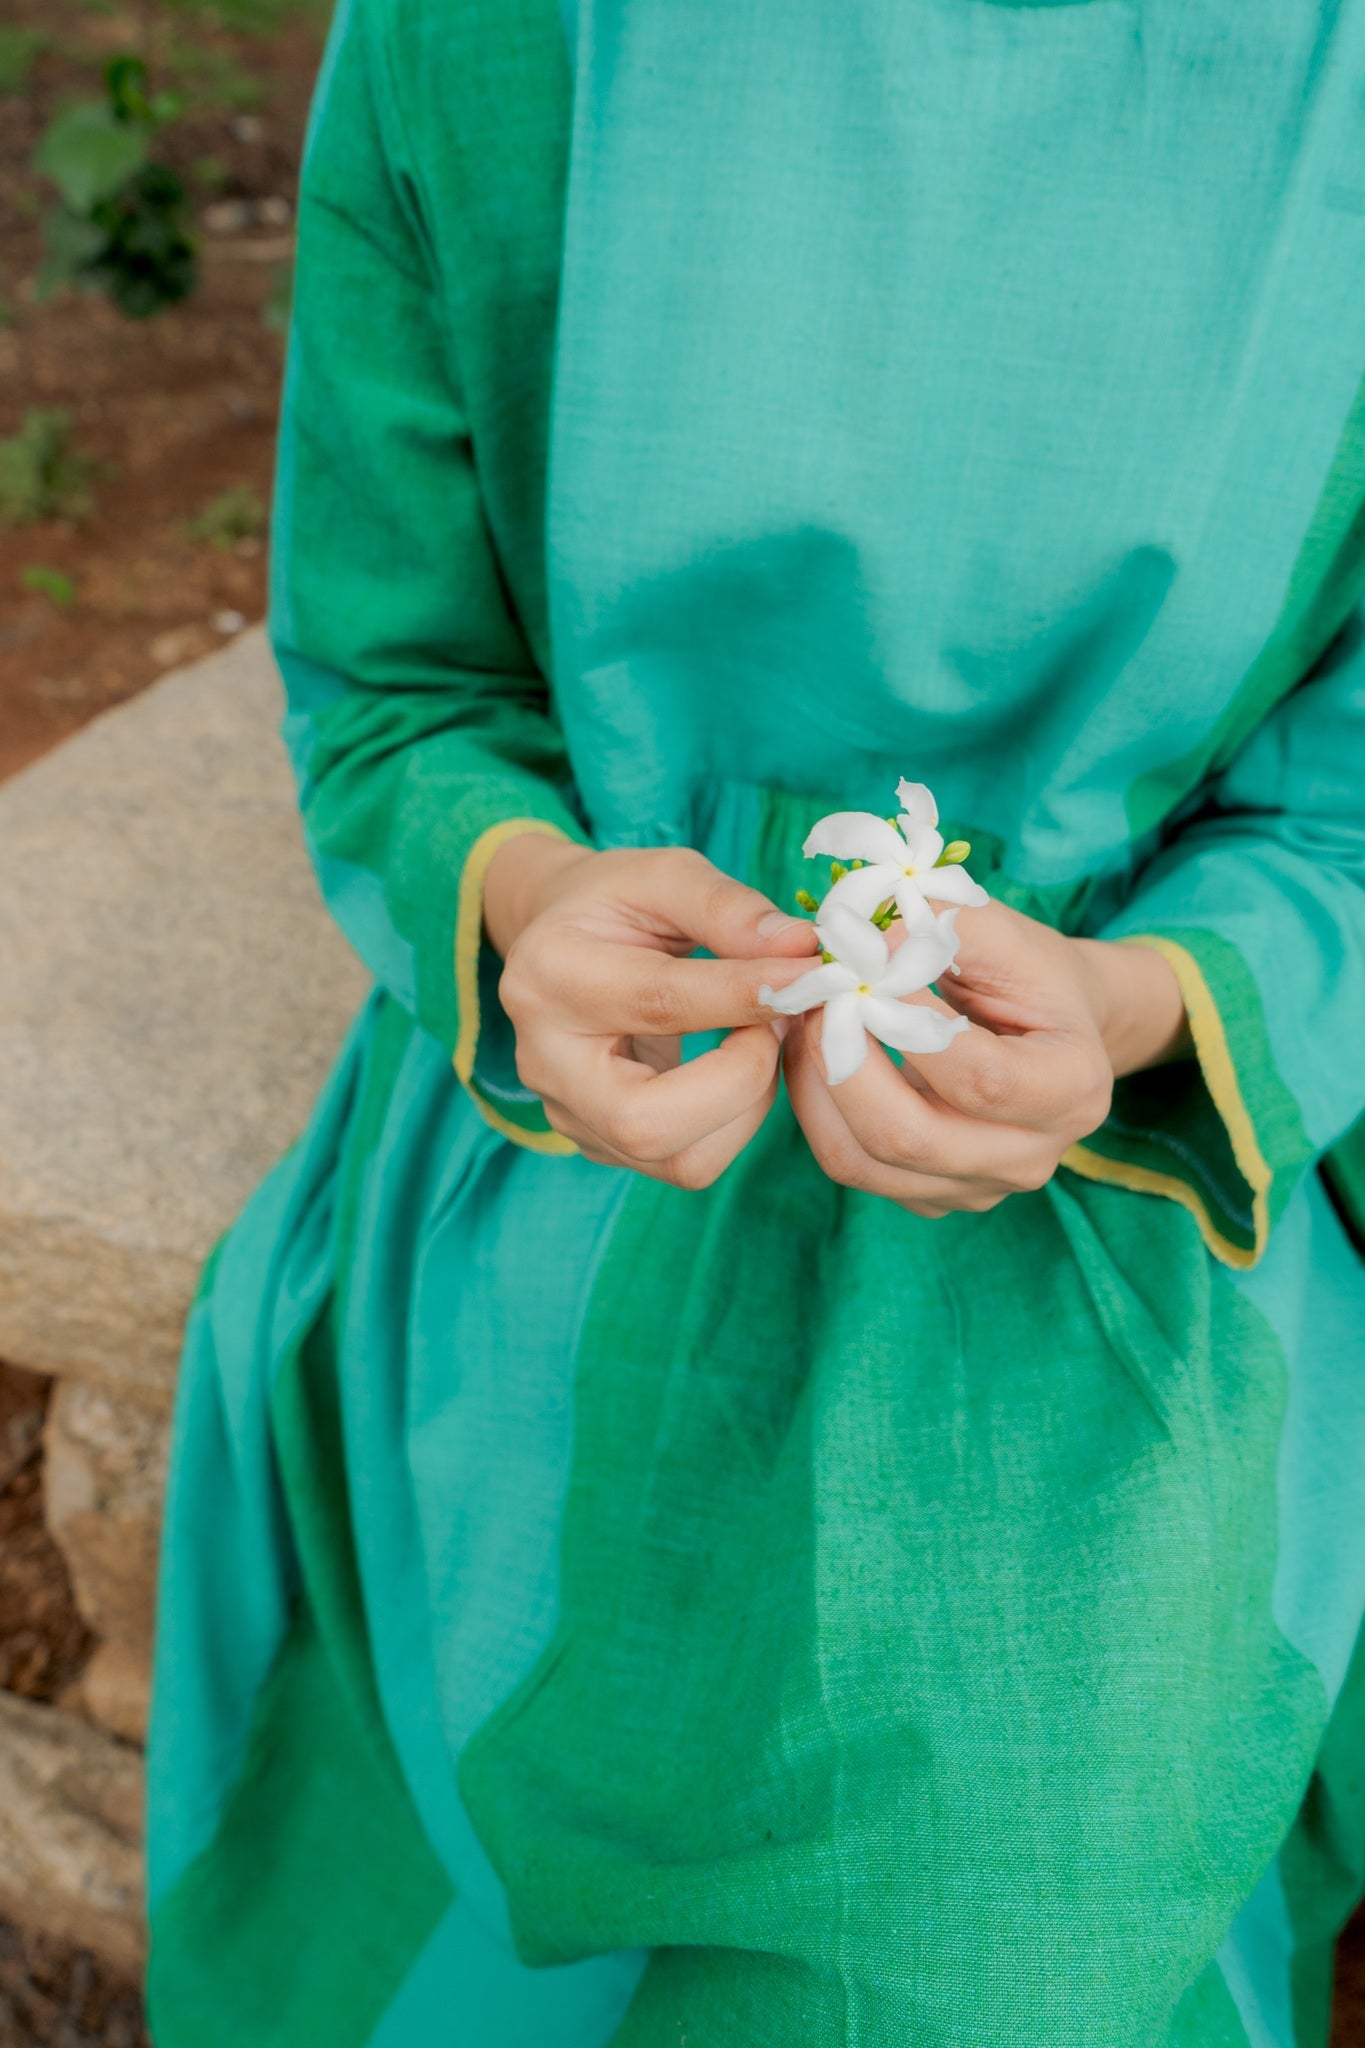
[1,1,335,2039]
[0,0,326,782]
[1,3,1364,2041]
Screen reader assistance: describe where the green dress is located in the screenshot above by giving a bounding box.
[146,0,1365,2041]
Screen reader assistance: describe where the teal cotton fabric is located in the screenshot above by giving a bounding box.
[147,2,1365,2042]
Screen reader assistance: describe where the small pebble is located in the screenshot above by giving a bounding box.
[203,199,252,235]
[213,610,247,636]
[229,114,266,144]
[256,196,292,228]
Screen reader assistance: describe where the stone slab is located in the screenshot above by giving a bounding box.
[0,629,369,1405]
[0,1692,144,1977]
[44,1381,169,1664]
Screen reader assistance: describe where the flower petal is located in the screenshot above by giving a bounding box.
[877,918,961,997]
[862,996,970,1055]
[891,880,940,934]
[820,862,899,920]
[902,822,945,870]
[759,962,857,1014]
[802,811,909,868]
[820,992,871,1085]
[921,862,990,908]
[895,779,938,828]
[816,903,889,983]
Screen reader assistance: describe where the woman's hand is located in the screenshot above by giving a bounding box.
[782,900,1190,1218]
[484,833,818,1185]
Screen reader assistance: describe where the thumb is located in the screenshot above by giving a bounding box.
[933,899,1074,1033]
[654,850,819,961]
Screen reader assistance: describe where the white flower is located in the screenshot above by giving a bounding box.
[761,902,969,1085]
[804,778,988,932]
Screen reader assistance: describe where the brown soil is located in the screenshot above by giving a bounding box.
[0,0,326,781]
[0,1921,148,2048]
[0,1364,92,1703]
[1340,1911,1365,2048]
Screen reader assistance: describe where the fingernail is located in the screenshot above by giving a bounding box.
[769,1016,790,1042]
[758,910,805,939]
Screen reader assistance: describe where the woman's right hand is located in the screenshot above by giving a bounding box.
[485,833,818,1186]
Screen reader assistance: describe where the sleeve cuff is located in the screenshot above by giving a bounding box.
[1062,929,1314,1268]
[452,816,581,1154]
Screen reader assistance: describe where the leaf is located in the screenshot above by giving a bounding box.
[36,203,110,300]
[20,564,75,606]
[34,103,147,213]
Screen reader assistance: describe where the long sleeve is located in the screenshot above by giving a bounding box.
[1067,615,1365,1266]
[269,0,582,1149]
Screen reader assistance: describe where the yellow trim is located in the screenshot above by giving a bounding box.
[1060,1142,1257,1270]
[1064,934,1273,1270]
[452,816,579,1157]
[468,1080,579,1156]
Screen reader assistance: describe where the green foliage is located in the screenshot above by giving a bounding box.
[35,101,147,211]
[34,57,196,320]
[263,257,292,336]
[154,0,334,38]
[0,411,96,527]
[20,564,76,606]
[189,483,266,548]
[0,27,46,94]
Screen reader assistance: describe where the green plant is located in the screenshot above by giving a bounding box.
[154,0,333,38]
[34,56,196,320]
[20,564,76,606]
[263,257,292,336]
[189,483,267,548]
[0,27,45,94]
[0,412,96,527]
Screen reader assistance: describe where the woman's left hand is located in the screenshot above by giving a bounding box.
[781,900,1190,1218]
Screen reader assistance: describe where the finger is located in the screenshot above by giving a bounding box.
[783,1040,1015,1210]
[535,1021,781,1162]
[543,1067,778,1190]
[523,926,819,1039]
[898,1020,1109,1132]
[788,1017,1056,1192]
[797,1022,1057,1190]
[619,847,819,962]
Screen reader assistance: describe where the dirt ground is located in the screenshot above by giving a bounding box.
[0,0,325,780]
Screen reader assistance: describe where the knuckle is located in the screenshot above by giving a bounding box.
[659,845,709,891]
[497,956,536,1022]
[512,1040,549,1095]
[817,1137,872,1191]
[1006,1156,1057,1196]
[958,1059,1014,1117]
[630,973,686,1037]
[662,1153,720,1193]
[604,1097,665,1160]
[703,871,746,924]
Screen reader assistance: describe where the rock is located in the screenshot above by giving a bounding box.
[0,1692,144,1977]
[70,1645,151,1751]
[0,627,369,1404]
[147,625,212,671]
[0,1360,47,1495]
[202,198,252,235]
[44,1384,168,1664]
